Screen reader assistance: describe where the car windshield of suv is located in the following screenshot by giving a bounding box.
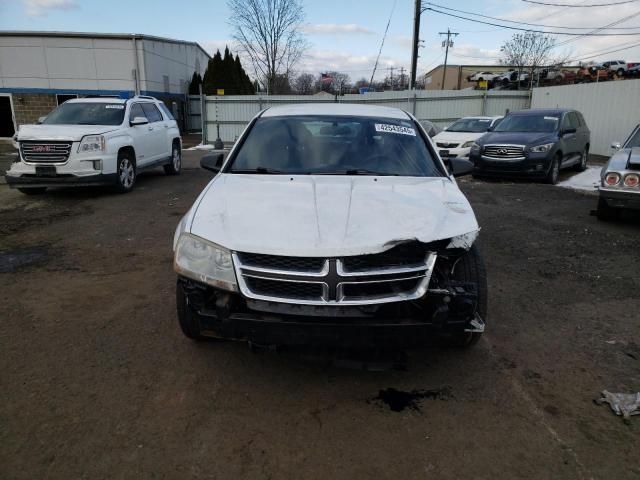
[42,102,125,126]
[624,126,640,148]
[228,115,443,176]
[493,114,559,133]
[446,118,494,133]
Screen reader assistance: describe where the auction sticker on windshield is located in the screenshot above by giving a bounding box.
[375,124,416,136]
[105,105,125,109]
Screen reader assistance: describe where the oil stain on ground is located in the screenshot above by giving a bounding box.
[0,247,48,273]
[372,387,452,412]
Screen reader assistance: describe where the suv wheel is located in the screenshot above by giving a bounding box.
[164,142,181,175]
[545,154,561,185]
[116,152,136,193]
[574,148,588,172]
[617,68,625,77]
[596,197,620,221]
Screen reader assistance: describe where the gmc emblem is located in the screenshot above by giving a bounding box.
[33,145,54,153]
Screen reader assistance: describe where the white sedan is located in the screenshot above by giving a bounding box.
[433,116,503,158]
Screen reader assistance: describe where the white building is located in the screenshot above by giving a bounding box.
[0,31,210,137]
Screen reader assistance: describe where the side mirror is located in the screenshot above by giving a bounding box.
[611,142,622,151]
[487,125,495,132]
[201,152,224,173]
[37,116,46,124]
[448,157,475,177]
[130,116,148,126]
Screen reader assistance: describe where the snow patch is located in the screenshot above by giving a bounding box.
[557,166,602,192]
[186,143,216,151]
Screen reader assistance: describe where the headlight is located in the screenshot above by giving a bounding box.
[604,172,621,186]
[470,142,480,152]
[174,233,238,292]
[530,143,554,153]
[78,135,106,153]
[461,141,476,148]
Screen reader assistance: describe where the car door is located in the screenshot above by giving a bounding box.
[559,112,579,165]
[573,112,589,155]
[141,103,169,161]
[129,103,155,167]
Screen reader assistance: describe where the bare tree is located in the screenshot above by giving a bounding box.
[500,32,556,88]
[293,73,315,95]
[227,0,308,94]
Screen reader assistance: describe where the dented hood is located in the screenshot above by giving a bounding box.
[189,174,479,257]
[17,124,119,142]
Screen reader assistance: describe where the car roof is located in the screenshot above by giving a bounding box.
[457,115,502,120]
[66,97,127,104]
[509,108,571,116]
[261,103,411,120]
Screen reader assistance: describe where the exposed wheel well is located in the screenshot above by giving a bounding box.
[118,146,136,165]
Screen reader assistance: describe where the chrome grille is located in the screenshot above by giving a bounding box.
[483,145,525,159]
[233,247,437,306]
[20,141,72,163]
[437,142,460,148]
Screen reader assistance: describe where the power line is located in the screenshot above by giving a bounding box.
[567,40,640,62]
[422,2,640,30]
[370,0,397,87]
[554,10,640,48]
[423,6,640,35]
[522,0,638,6]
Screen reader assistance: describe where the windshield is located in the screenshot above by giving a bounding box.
[227,115,443,177]
[447,118,494,133]
[624,126,640,148]
[493,114,559,133]
[42,103,125,126]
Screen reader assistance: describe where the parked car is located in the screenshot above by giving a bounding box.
[624,64,640,78]
[467,71,501,83]
[469,109,590,184]
[418,119,442,138]
[596,124,640,220]
[576,66,610,83]
[496,70,529,86]
[173,104,487,349]
[433,116,503,159]
[6,96,181,194]
[597,60,627,77]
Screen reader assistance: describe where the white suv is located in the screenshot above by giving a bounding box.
[6,96,181,194]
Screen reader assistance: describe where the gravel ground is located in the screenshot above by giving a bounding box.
[1,151,639,480]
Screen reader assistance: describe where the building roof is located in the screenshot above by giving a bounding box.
[0,30,211,59]
[261,103,410,119]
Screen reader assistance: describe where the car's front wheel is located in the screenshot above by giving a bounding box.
[164,142,181,175]
[596,197,620,221]
[115,152,136,193]
[441,244,488,348]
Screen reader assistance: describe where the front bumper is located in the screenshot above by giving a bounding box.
[599,187,640,210]
[6,172,117,188]
[440,147,471,159]
[178,277,481,348]
[470,151,552,178]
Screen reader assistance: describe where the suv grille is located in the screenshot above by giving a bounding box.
[483,145,525,159]
[21,141,72,163]
[233,244,437,306]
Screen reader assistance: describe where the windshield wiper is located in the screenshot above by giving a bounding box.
[344,169,398,176]
[231,167,284,174]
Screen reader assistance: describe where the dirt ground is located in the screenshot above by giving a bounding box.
[1,151,639,480]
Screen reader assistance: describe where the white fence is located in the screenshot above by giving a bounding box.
[196,90,531,143]
[531,80,640,157]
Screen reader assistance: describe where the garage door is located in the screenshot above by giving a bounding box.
[0,96,16,138]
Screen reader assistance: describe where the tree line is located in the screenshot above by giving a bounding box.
[189,47,255,95]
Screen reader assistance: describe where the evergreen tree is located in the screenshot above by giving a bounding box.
[201,47,255,95]
[188,71,202,94]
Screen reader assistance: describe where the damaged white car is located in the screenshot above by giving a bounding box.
[173,104,487,348]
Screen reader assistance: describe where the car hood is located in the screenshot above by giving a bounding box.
[605,147,640,173]
[188,174,479,257]
[433,131,484,145]
[479,131,556,146]
[17,124,119,142]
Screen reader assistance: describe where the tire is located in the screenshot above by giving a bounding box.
[17,187,47,195]
[596,197,620,221]
[115,151,136,193]
[545,154,561,185]
[617,68,625,77]
[176,282,204,340]
[574,148,588,172]
[163,142,181,176]
[442,244,488,348]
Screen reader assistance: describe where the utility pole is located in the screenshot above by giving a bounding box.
[439,28,459,90]
[399,66,406,89]
[409,0,421,90]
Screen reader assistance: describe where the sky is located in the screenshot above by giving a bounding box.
[1,0,639,82]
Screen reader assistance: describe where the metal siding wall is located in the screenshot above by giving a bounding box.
[531,80,640,156]
[203,91,531,143]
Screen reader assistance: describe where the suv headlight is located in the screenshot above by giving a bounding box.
[174,233,238,292]
[461,141,476,148]
[78,135,106,153]
[530,143,554,153]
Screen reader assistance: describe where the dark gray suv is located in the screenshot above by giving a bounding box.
[469,109,590,184]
